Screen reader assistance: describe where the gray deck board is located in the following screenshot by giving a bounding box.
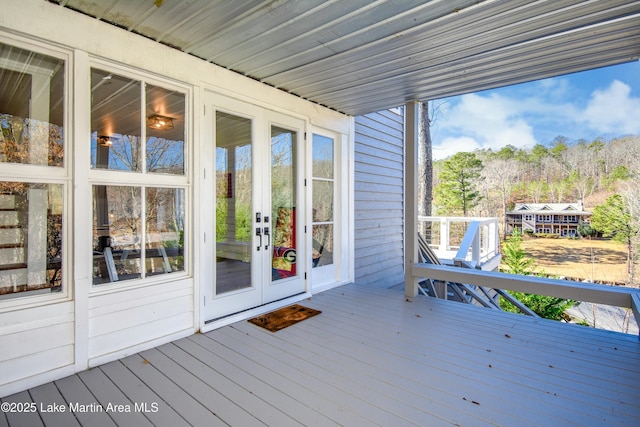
[154,341,301,427]
[138,347,266,427]
[2,391,43,427]
[3,284,640,426]
[28,382,80,427]
[77,366,153,427]
[54,375,116,427]
[97,360,187,427]
[118,353,225,427]
[182,334,349,426]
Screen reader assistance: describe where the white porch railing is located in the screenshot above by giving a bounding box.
[418,216,501,270]
[411,263,640,338]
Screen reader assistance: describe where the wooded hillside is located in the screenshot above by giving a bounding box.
[433,135,640,217]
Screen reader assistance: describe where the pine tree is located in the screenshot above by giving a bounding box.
[434,152,482,215]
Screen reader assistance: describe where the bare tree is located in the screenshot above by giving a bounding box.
[482,158,520,236]
[418,101,433,236]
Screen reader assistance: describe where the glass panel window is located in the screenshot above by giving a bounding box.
[92,185,142,284]
[311,134,335,268]
[90,70,186,175]
[146,84,185,174]
[92,185,185,285]
[145,187,184,276]
[0,43,65,167]
[91,69,141,171]
[0,41,67,301]
[0,182,63,297]
[89,66,188,287]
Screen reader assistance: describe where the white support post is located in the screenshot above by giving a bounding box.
[27,188,48,287]
[404,101,419,300]
[439,218,448,252]
[472,230,480,263]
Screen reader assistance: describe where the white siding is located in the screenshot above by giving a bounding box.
[354,108,405,288]
[0,302,74,396]
[88,279,194,365]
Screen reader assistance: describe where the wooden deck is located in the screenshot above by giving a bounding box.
[2,284,640,426]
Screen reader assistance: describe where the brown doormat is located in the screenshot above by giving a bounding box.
[248,304,321,332]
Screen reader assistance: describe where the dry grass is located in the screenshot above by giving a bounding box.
[520,237,629,284]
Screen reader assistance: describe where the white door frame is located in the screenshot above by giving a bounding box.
[201,92,307,323]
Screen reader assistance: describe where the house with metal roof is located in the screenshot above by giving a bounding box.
[506,201,592,237]
[1,1,640,425]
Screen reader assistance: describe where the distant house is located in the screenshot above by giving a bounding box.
[506,201,591,237]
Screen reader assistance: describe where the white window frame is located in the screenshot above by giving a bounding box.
[307,127,350,292]
[0,33,72,310]
[84,58,192,295]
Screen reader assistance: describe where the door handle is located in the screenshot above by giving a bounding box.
[263,227,270,250]
[255,227,262,251]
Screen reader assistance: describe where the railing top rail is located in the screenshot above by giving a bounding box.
[412,263,639,309]
[419,216,499,225]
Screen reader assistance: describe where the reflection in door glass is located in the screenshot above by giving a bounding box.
[271,126,297,281]
[215,112,252,294]
[311,134,334,268]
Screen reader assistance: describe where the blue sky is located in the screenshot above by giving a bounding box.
[430,61,640,160]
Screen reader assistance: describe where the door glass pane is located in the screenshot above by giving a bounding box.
[312,224,333,268]
[216,112,252,294]
[312,134,335,268]
[312,180,333,222]
[271,126,297,281]
[312,134,333,179]
[0,43,65,167]
[90,69,141,171]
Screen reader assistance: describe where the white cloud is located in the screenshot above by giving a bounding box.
[433,136,480,160]
[433,93,538,159]
[582,80,640,134]
[432,77,639,160]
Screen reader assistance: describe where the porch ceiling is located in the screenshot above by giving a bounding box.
[51,0,640,115]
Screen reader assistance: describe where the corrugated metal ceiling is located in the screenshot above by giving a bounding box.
[50,0,640,115]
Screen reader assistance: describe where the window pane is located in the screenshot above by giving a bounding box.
[311,134,335,269]
[312,180,333,222]
[271,126,297,281]
[312,134,333,179]
[0,43,65,167]
[145,187,185,276]
[216,111,253,294]
[146,84,185,174]
[0,182,63,297]
[92,185,142,284]
[91,69,141,171]
[312,224,333,268]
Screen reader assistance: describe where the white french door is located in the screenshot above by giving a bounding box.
[202,93,306,321]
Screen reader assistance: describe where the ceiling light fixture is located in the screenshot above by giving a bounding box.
[146,114,174,130]
[97,135,112,147]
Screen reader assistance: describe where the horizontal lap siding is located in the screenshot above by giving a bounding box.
[0,302,74,396]
[354,107,405,288]
[88,279,194,362]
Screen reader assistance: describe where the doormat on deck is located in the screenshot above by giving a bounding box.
[248,304,321,332]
